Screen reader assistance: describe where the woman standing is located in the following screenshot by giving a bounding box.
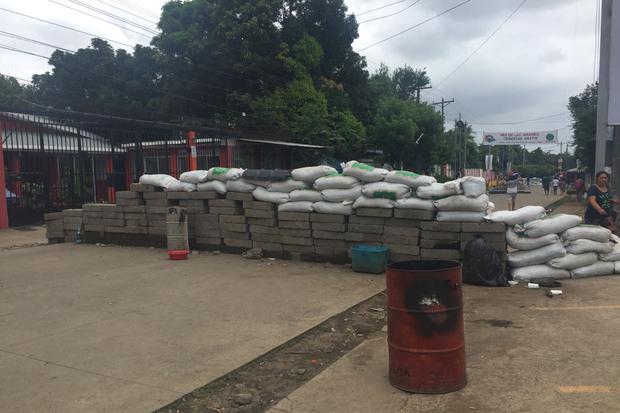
[585,171,619,232]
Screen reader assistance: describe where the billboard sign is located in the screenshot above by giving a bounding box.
[482,130,558,146]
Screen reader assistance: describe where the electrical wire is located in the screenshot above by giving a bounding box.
[0,43,50,59]
[0,30,75,53]
[356,0,472,52]
[64,0,158,34]
[358,0,422,25]
[470,112,569,125]
[355,0,409,17]
[109,0,159,20]
[95,0,158,25]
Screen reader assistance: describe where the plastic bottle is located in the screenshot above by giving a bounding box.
[75,224,83,244]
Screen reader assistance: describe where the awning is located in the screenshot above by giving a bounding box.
[238,138,329,149]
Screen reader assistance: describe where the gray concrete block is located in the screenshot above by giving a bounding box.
[279,220,311,229]
[116,191,139,199]
[245,209,277,219]
[46,231,64,239]
[420,249,461,260]
[220,230,250,240]
[102,218,125,227]
[385,244,421,256]
[224,238,253,248]
[382,234,419,246]
[62,209,83,217]
[101,204,121,211]
[166,192,193,200]
[278,212,311,221]
[196,237,222,246]
[146,213,166,222]
[63,216,84,224]
[420,221,462,232]
[461,222,506,233]
[460,232,505,243]
[146,206,169,214]
[220,223,248,233]
[282,244,315,253]
[247,218,278,227]
[194,228,221,237]
[210,199,241,208]
[243,201,276,210]
[314,246,349,258]
[394,210,435,220]
[384,226,420,237]
[280,228,312,237]
[145,198,170,207]
[348,216,385,225]
[116,198,144,207]
[82,204,104,212]
[251,233,282,243]
[44,212,64,221]
[191,213,220,224]
[252,241,283,252]
[314,239,347,248]
[384,218,420,228]
[421,231,460,241]
[311,222,346,232]
[209,207,244,215]
[280,236,313,246]
[313,230,346,240]
[355,208,393,218]
[347,224,384,234]
[143,192,167,200]
[124,213,146,220]
[249,225,280,235]
[125,219,148,227]
[345,232,383,242]
[130,183,156,192]
[103,211,124,220]
[84,217,103,225]
[148,226,167,235]
[84,224,104,232]
[226,192,254,201]
[460,241,506,252]
[104,226,126,233]
[389,253,420,262]
[121,206,147,214]
[310,213,346,223]
[190,191,221,200]
[122,226,148,234]
[179,199,206,207]
[46,222,63,231]
[419,239,460,249]
[219,215,247,224]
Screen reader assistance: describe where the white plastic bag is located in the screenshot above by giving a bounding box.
[565,239,613,254]
[600,242,620,261]
[460,176,486,198]
[225,179,256,193]
[515,214,582,238]
[434,194,489,212]
[570,261,615,278]
[197,180,227,194]
[289,189,324,202]
[166,180,196,192]
[312,201,353,215]
[361,182,411,200]
[548,252,599,270]
[416,181,461,199]
[291,165,337,182]
[179,170,209,184]
[507,243,566,268]
[511,265,570,281]
[139,174,177,189]
[484,206,546,225]
[394,197,436,211]
[313,174,360,190]
[505,227,559,251]
[277,201,314,213]
[207,167,244,181]
[561,225,611,243]
[321,186,362,202]
[385,170,436,188]
[342,161,388,182]
[436,211,485,222]
[252,186,289,204]
[352,196,394,209]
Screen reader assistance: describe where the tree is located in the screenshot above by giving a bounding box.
[0,75,25,108]
[392,65,430,101]
[568,83,597,170]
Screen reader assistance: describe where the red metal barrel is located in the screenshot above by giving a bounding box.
[386,260,466,393]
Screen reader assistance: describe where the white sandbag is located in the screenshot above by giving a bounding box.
[313,174,360,190]
[505,227,560,251]
[434,194,489,212]
[515,214,582,238]
[436,211,486,222]
[291,165,337,182]
[312,201,353,215]
[548,252,599,270]
[225,179,256,193]
[484,205,546,225]
[614,261,620,273]
[507,243,566,268]
[561,225,612,243]
[139,174,177,189]
[342,161,388,182]
[207,167,244,181]
[252,186,289,204]
[165,180,196,192]
[511,265,570,281]
[242,178,270,187]
[600,242,620,261]
[197,180,227,194]
[570,261,615,278]
[361,182,411,200]
[487,202,496,213]
[394,197,436,211]
[416,181,461,199]
[277,201,314,213]
[385,170,437,188]
[267,179,308,192]
[289,189,324,202]
[179,170,209,184]
[352,196,394,209]
[565,239,613,255]
[321,186,362,203]
[460,176,487,198]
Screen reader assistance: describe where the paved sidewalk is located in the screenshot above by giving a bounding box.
[0,225,47,249]
[488,185,564,211]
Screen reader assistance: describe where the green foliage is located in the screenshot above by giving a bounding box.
[568,83,597,170]
[0,75,25,107]
[392,65,430,101]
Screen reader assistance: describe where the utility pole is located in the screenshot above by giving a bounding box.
[415,85,432,104]
[431,97,454,122]
[595,0,612,172]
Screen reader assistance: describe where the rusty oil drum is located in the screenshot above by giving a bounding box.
[386,260,466,393]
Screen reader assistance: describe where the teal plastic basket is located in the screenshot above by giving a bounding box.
[351,245,390,274]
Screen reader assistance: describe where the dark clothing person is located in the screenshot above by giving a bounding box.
[575,178,585,202]
[542,177,550,195]
[585,185,617,228]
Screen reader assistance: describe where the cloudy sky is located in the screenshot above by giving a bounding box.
[0,0,599,153]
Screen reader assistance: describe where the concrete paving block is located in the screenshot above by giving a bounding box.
[116,191,139,199]
[191,213,220,224]
[347,224,384,234]
[224,238,253,249]
[44,212,64,221]
[148,226,167,235]
[461,222,506,233]
[101,204,121,211]
[278,212,311,221]
[420,231,460,241]
[166,192,193,200]
[219,215,247,224]
[103,211,124,220]
[46,222,64,231]
[124,219,148,227]
[245,209,277,219]
[252,241,283,252]
[63,216,84,224]
[195,237,222,246]
[102,218,125,227]
[279,220,311,229]
[313,230,346,240]
[460,232,505,243]
[210,199,241,208]
[145,198,170,207]
[220,230,250,240]
[314,247,349,261]
[209,207,244,216]
[83,217,103,225]
[280,228,312,238]
[146,213,166,222]
[385,244,421,256]
[84,224,104,232]
[104,226,127,233]
[190,191,221,200]
[420,221,462,233]
[243,200,276,210]
[122,226,148,234]
[178,200,206,207]
[314,239,347,248]
[121,206,146,214]
[116,198,145,207]
[345,232,383,242]
[419,239,460,249]
[355,208,393,218]
[82,204,104,212]
[220,223,248,233]
[249,225,280,235]
[194,228,221,237]
[226,192,254,201]
[251,233,282,243]
[143,192,167,200]
[62,209,83,217]
[124,213,146,221]
[382,234,419,246]
[311,222,346,232]
[383,218,420,228]
[280,236,313,246]
[348,216,385,225]
[394,209,435,220]
[84,212,102,219]
[420,248,461,260]
[130,183,157,192]
[247,218,278,226]
[310,213,346,223]
[390,252,421,262]
[383,226,420,237]
[282,244,315,253]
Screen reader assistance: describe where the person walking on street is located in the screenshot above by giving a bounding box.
[575,176,585,202]
[560,176,566,194]
[552,176,560,195]
[542,176,550,195]
[584,171,619,233]
[506,171,519,211]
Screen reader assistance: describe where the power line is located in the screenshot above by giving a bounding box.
[355,0,410,17]
[64,0,158,34]
[0,43,50,59]
[0,30,75,53]
[358,0,422,25]
[436,0,528,87]
[109,0,159,20]
[470,112,569,125]
[95,0,158,26]
[356,0,472,52]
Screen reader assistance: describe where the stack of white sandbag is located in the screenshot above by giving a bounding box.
[140,173,196,192]
[424,177,490,222]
